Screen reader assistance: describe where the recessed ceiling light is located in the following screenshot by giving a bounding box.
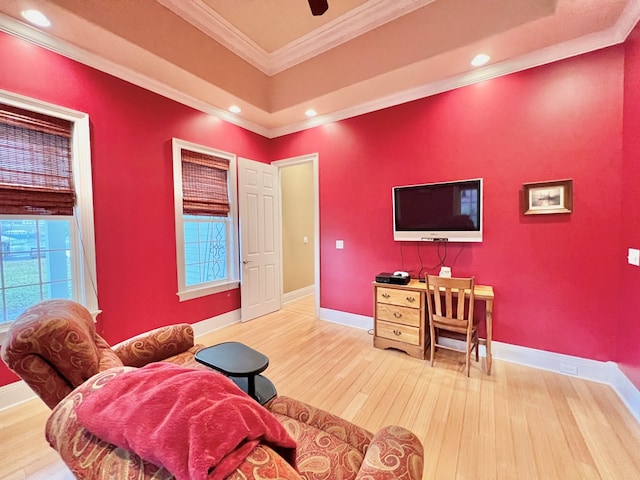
[471,54,490,67]
[229,105,241,113]
[21,9,51,27]
[305,109,317,117]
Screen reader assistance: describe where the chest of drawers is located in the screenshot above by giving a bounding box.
[373,283,426,359]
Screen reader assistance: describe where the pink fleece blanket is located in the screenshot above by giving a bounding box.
[76,363,296,480]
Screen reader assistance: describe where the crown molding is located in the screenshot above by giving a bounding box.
[614,0,640,39]
[157,0,435,76]
[156,0,271,73]
[267,0,436,75]
[1,1,639,139]
[268,2,640,138]
[0,13,270,137]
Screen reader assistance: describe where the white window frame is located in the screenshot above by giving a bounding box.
[172,138,239,301]
[0,89,98,337]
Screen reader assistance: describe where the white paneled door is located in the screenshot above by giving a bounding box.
[238,158,281,322]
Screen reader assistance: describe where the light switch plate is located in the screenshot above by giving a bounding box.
[628,248,640,266]
[336,240,344,249]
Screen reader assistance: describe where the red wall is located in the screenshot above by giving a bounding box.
[1,28,638,389]
[0,31,271,385]
[620,22,640,388]
[272,46,625,362]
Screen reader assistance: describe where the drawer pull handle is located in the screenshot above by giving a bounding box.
[393,329,402,336]
[393,312,403,318]
[406,296,415,303]
[382,293,390,299]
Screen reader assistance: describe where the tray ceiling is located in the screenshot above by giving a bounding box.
[0,0,638,137]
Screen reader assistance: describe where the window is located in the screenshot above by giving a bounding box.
[0,92,96,331]
[460,188,479,228]
[172,138,238,300]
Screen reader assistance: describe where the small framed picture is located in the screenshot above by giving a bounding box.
[522,179,573,215]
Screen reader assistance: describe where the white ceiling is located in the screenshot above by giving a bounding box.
[0,0,638,138]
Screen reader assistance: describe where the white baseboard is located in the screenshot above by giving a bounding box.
[191,308,241,338]
[282,285,315,304]
[320,307,373,331]
[610,366,640,424]
[0,378,36,412]
[322,309,640,423]
[491,341,616,383]
[491,341,640,423]
[0,308,242,412]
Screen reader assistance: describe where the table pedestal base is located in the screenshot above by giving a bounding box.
[230,375,277,405]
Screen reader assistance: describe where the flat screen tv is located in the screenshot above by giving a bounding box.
[393,178,483,242]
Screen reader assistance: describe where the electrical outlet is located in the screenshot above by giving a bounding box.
[559,363,578,375]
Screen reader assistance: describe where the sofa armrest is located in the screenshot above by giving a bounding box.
[266,396,373,455]
[4,354,75,409]
[354,425,424,480]
[112,323,196,367]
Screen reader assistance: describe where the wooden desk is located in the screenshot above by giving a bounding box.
[373,279,495,374]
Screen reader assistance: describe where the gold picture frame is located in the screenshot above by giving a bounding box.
[522,179,573,215]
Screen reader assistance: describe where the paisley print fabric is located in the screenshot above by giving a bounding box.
[5,300,424,479]
[112,324,198,367]
[267,396,372,480]
[357,425,424,480]
[46,367,303,480]
[267,397,422,480]
[267,396,373,455]
[33,314,424,480]
[1,299,123,409]
[1,299,201,409]
[47,369,423,480]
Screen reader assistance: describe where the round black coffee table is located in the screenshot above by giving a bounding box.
[195,341,277,405]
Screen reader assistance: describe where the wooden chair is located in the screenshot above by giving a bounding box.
[425,274,478,376]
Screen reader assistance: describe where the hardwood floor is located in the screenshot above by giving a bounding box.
[0,397,73,479]
[2,295,640,479]
[282,294,315,316]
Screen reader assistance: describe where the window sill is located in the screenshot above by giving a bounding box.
[177,281,240,302]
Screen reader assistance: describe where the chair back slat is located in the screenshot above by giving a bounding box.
[427,276,475,329]
[433,286,443,317]
[445,288,453,318]
[456,290,466,319]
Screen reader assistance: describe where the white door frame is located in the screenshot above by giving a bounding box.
[272,153,320,318]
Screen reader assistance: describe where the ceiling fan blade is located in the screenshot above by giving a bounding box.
[308,0,329,16]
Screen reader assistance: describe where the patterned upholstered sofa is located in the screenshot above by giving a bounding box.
[1,299,202,409]
[2,300,424,480]
[46,366,424,480]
